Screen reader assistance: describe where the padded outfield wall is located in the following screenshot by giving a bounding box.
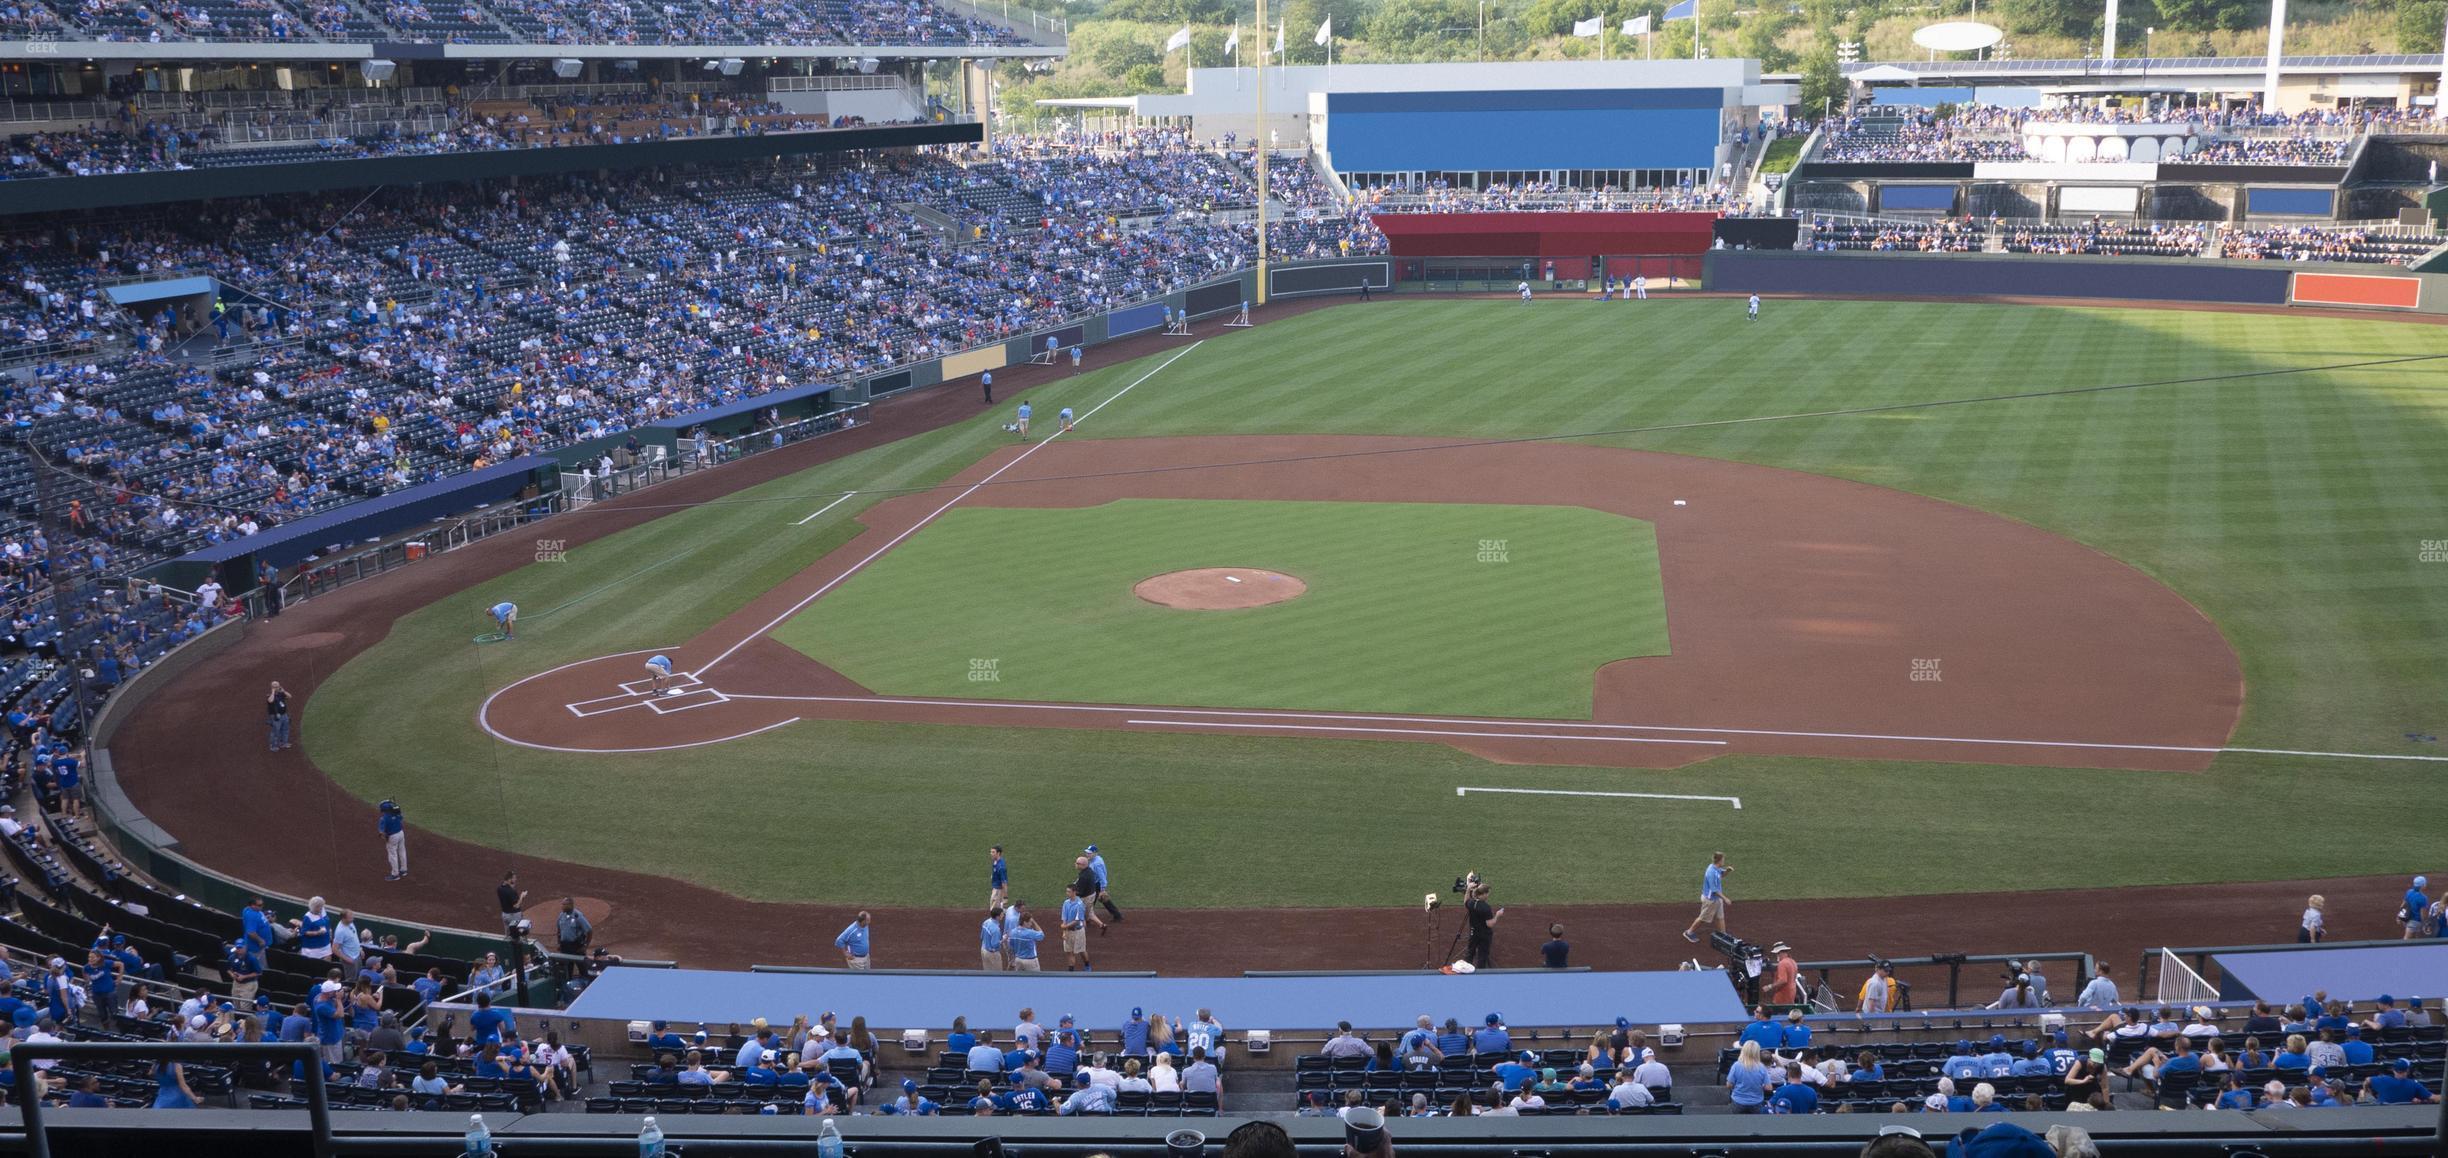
[1703,250,2448,314]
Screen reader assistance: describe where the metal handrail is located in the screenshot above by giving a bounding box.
[14,1040,334,1158]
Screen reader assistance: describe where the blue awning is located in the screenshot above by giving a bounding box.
[103,277,217,308]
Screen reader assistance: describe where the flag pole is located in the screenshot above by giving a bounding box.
[1256,0,1269,306]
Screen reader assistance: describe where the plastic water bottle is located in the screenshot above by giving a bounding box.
[817,1117,844,1158]
[638,1115,665,1158]
[464,1114,492,1156]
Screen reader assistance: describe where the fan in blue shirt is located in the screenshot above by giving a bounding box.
[1766,1073,1818,1114]
[1473,1015,1511,1055]
[1736,1012,1782,1050]
[1494,1053,1538,1091]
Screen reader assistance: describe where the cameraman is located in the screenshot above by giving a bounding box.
[1463,882,1503,968]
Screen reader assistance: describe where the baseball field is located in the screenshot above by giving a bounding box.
[273,296,2445,929]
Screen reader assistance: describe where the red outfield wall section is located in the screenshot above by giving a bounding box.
[1371,211,1718,258]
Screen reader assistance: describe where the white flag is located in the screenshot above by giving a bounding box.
[1314,15,1331,45]
[1572,16,1601,36]
[1224,23,1239,53]
[1623,14,1650,34]
[1273,20,1284,55]
[1164,24,1191,51]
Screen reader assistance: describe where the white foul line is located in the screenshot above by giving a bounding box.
[1458,786,1742,809]
[693,341,1205,678]
[1124,719,1727,746]
[792,490,859,526]
[711,693,2448,764]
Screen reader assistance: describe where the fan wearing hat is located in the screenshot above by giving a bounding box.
[1765,942,1801,1007]
[1472,1013,1511,1055]
[2363,1058,2440,1105]
[2403,877,2431,938]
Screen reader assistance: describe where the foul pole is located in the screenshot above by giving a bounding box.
[1255,0,1270,305]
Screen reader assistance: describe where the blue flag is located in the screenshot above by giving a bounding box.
[1663,0,1695,18]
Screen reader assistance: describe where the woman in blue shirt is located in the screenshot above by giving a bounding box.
[1725,1041,1772,1112]
[945,1016,976,1057]
[150,1060,197,1110]
[2272,1034,2312,1070]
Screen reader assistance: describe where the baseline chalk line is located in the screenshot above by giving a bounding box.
[694,340,1203,679]
[1457,786,1743,809]
[793,491,859,526]
[1125,719,1726,746]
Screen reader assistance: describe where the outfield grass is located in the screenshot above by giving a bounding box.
[304,299,2448,909]
[774,499,1668,717]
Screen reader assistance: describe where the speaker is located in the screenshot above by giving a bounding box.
[719,57,745,76]
[360,59,395,83]
[553,58,583,79]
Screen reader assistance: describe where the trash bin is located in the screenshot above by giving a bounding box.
[404,542,429,561]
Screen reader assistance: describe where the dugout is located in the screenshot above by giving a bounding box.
[1373,212,1718,289]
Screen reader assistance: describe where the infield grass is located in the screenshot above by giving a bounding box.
[773,499,1669,717]
[301,298,2448,909]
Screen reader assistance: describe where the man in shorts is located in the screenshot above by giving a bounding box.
[1060,885,1092,972]
[644,654,675,693]
[1059,407,1074,434]
[1681,852,1731,943]
[1016,401,1031,440]
[488,601,518,639]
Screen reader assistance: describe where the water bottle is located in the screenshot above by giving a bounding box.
[638,1115,665,1158]
[463,1114,492,1156]
[817,1117,844,1158]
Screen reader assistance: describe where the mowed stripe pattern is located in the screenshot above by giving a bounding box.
[772,499,1669,719]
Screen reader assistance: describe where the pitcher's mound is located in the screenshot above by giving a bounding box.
[1135,568,1307,610]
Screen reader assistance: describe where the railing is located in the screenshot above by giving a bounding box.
[1791,950,2095,1012]
[273,493,565,611]
[0,98,111,124]
[768,74,907,93]
[15,1041,336,1158]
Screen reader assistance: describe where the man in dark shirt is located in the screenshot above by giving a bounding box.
[1070,858,1107,935]
[1464,883,1501,968]
[496,871,527,933]
[1540,924,1570,969]
[2242,1001,2283,1037]
[66,1074,107,1108]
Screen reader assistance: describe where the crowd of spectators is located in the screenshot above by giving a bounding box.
[2217,224,2447,265]
[1802,215,1986,253]
[2004,220,2207,258]
[30,0,1024,44]
[0,88,876,181]
[1816,101,2416,166]
[0,137,1376,569]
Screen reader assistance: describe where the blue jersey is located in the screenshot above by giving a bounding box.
[647,655,672,672]
[490,602,516,621]
[1701,863,1724,899]
[990,858,1007,888]
[1017,404,1031,420]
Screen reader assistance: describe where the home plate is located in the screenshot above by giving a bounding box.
[664,689,685,696]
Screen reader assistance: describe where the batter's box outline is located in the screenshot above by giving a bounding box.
[567,676,720,718]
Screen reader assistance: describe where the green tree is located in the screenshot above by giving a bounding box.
[1123,61,1168,90]
[1736,6,1797,69]
[1075,21,1162,75]
[1797,35,1842,120]
[2400,0,2447,53]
